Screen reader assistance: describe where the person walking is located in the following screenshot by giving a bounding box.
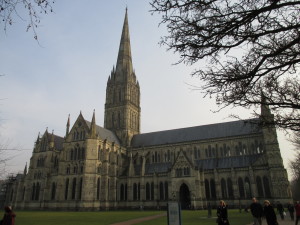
[217,200,230,225]
[263,200,278,225]
[287,202,295,221]
[250,197,263,225]
[0,206,16,225]
[277,201,285,220]
[295,201,300,225]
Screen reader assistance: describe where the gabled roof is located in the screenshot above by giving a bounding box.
[131,119,262,147]
[85,120,120,145]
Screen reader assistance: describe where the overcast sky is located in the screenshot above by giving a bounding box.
[0,1,296,178]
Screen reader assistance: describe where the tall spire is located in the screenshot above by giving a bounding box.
[104,8,141,147]
[116,8,133,76]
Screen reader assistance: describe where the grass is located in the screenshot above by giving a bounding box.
[15,209,253,225]
[139,209,253,225]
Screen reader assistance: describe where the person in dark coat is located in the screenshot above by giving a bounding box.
[264,200,278,225]
[0,206,16,225]
[287,202,295,221]
[217,200,230,225]
[250,197,263,225]
[277,201,285,220]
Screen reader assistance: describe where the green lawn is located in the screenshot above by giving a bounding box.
[139,209,253,225]
[15,209,252,225]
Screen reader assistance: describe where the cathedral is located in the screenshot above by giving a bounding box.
[4,10,292,210]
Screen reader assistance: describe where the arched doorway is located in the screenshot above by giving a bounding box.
[179,183,191,209]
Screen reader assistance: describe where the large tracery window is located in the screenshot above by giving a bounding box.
[227,178,234,198]
[221,178,227,198]
[256,176,264,197]
[205,179,210,199]
[238,177,245,198]
[263,176,271,197]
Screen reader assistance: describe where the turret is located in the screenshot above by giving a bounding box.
[66,114,70,137]
[50,130,55,148]
[90,110,97,139]
[23,162,27,175]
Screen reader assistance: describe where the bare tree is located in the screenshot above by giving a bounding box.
[150,0,300,131]
[0,0,54,40]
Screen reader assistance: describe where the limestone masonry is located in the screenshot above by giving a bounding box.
[4,10,292,210]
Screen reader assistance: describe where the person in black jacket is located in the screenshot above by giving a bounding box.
[217,200,230,225]
[250,197,263,225]
[277,201,285,220]
[287,202,295,221]
[264,200,278,225]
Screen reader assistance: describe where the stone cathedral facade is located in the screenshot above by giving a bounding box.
[5,11,292,210]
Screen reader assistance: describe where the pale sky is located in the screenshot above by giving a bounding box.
[0,1,296,179]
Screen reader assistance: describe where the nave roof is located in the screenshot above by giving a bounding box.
[131,119,261,147]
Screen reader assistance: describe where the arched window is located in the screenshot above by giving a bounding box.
[72,178,77,200]
[74,148,77,160]
[221,178,227,198]
[51,182,56,200]
[97,178,101,200]
[35,182,40,200]
[151,182,155,200]
[70,149,74,160]
[164,181,168,200]
[81,148,85,160]
[32,183,36,200]
[138,183,141,200]
[256,176,264,197]
[205,179,210,199]
[146,183,150,200]
[210,179,216,198]
[120,184,124,201]
[227,178,234,198]
[238,177,245,198]
[244,177,252,198]
[65,178,69,200]
[159,182,164,200]
[263,176,271,197]
[133,183,138,200]
[79,178,83,200]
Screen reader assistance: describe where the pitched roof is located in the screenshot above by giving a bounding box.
[85,120,120,145]
[195,154,264,170]
[46,133,64,151]
[131,119,262,147]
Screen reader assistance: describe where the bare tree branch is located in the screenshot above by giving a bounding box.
[151,0,300,131]
[0,0,55,40]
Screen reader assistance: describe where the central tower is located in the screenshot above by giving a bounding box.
[104,9,141,146]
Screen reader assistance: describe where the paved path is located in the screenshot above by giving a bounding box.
[247,215,296,225]
[110,213,167,225]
